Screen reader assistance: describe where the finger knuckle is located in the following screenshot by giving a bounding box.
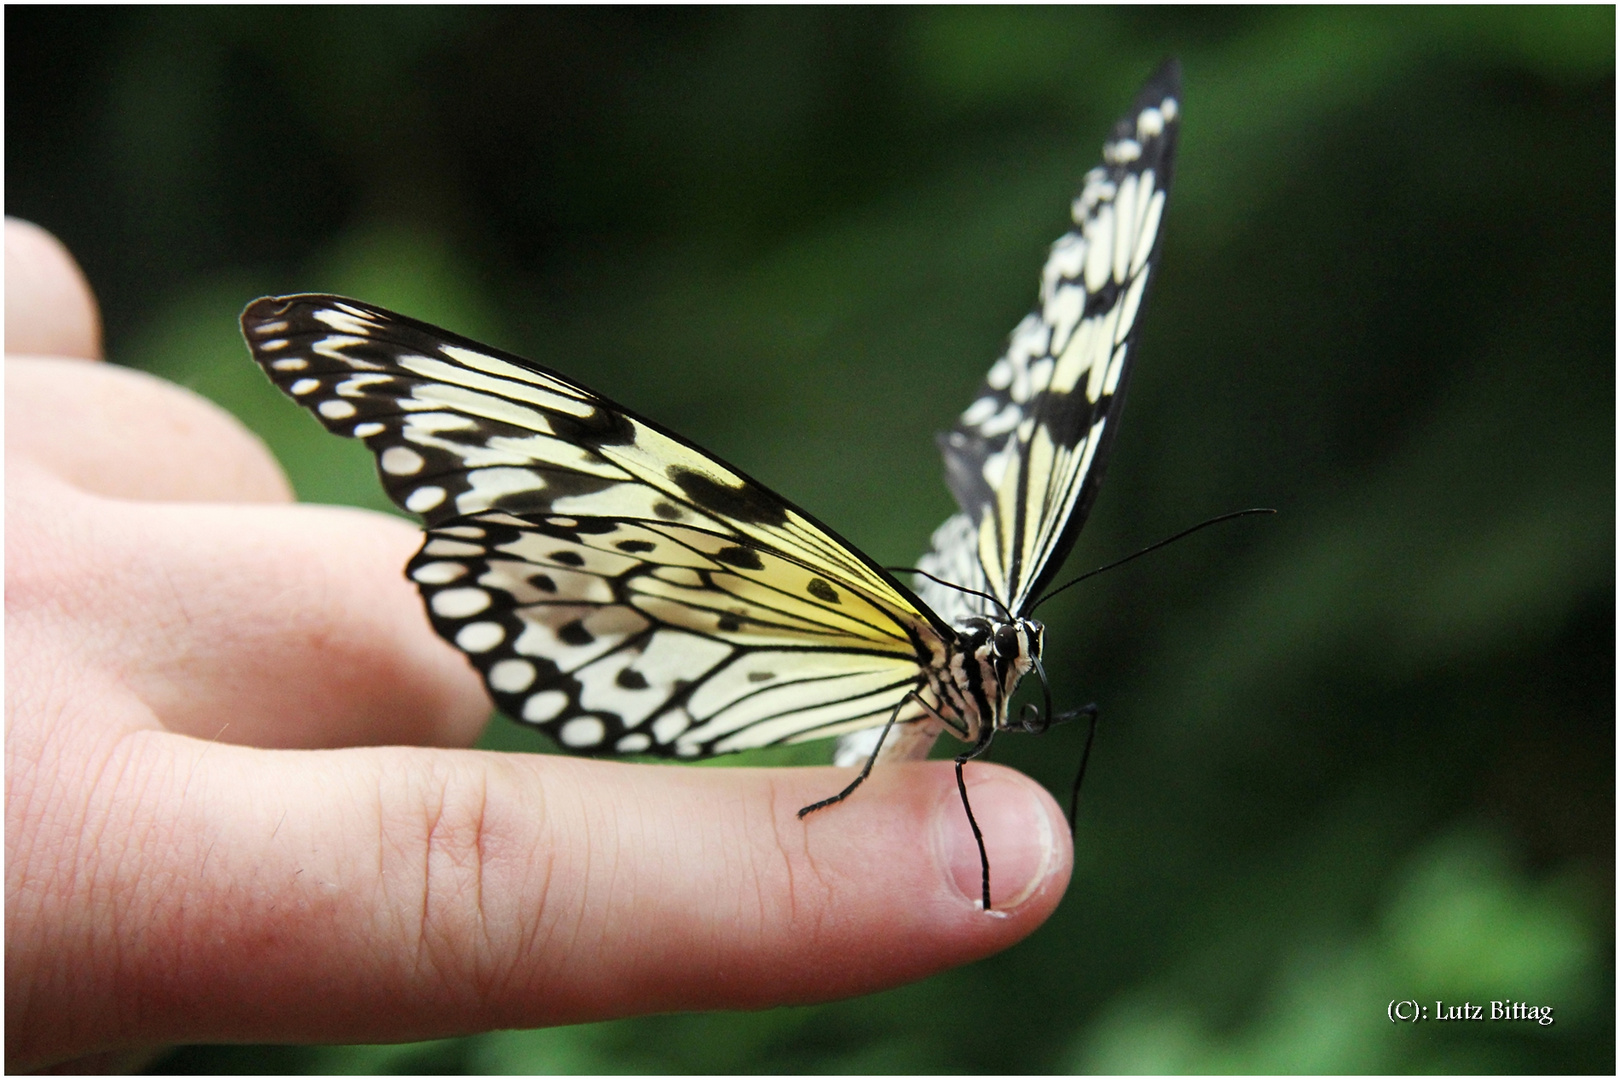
[377,758,545,1009]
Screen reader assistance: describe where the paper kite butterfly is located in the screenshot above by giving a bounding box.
[243,61,1180,910]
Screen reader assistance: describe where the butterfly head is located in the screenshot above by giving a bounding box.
[957,615,1044,711]
[992,617,1043,676]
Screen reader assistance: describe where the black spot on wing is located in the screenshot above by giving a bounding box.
[616,669,649,690]
[547,405,636,447]
[806,578,839,603]
[715,545,765,571]
[558,620,594,646]
[550,550,585,567]
[666,466,789,527]
[616,540,655,553]
[653,501,682,520]
[1037,389,1097,449]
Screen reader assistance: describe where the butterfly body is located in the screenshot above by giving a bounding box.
[243,62,1180,905]
[936,615,1044,743]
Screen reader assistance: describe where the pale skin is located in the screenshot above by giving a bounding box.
[4,218,1072,1072]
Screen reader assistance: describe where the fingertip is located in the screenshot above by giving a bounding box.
[933,765,1072,917]
[6,218,101,359]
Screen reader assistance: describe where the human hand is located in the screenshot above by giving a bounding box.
[4,219,1073,1072]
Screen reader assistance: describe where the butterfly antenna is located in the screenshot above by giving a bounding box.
[1031,508,1276,613]
[890,566,1014,621]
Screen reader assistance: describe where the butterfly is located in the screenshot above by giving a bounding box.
[242,60,1179,911]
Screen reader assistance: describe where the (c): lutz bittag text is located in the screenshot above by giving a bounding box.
[1388,999,1554,1025]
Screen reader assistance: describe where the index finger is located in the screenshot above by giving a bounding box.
[6,736,1070,1066]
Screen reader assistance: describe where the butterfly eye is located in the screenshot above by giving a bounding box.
[994,624,1021,658]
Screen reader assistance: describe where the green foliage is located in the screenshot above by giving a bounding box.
[8,6,1610,1073]
[1077,828,1600,1073]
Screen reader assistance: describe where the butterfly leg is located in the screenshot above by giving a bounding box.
[1065,704,1100,831]
[953,725,999,912]
[796,690,918,819]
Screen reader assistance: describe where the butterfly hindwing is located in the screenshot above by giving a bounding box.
[242,295,951,757]
[409,513,941,757]
[929,60,1181,614]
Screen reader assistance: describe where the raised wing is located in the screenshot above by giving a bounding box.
[930,60,1181,615]
[242,295,953,757]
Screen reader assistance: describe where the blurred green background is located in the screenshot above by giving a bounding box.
[8,6,1613,1073]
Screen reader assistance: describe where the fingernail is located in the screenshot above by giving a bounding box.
[935,773,1059,912]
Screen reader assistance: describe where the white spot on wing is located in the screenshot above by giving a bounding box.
[423,538,484,557]
[523,690,568,722]
[1084,204,1115,292]
[981,443,1015,489]
[1107,137,1142,163]
[318,399,357,420]
[961,396,999,426]
[454,467,547,515]
[455,621,505,652]
[431,587,492,618]
[411,561,467,585]
[978,403,1023,438]
[489,659,538,693]
[406,486,447,513]
[381,447,426,475]
[652,708,692,745]
[1112,173,1138,284]
[560,716,607,747]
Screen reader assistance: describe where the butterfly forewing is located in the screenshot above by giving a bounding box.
[243,295,951,757]
[928,60,1180,615]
